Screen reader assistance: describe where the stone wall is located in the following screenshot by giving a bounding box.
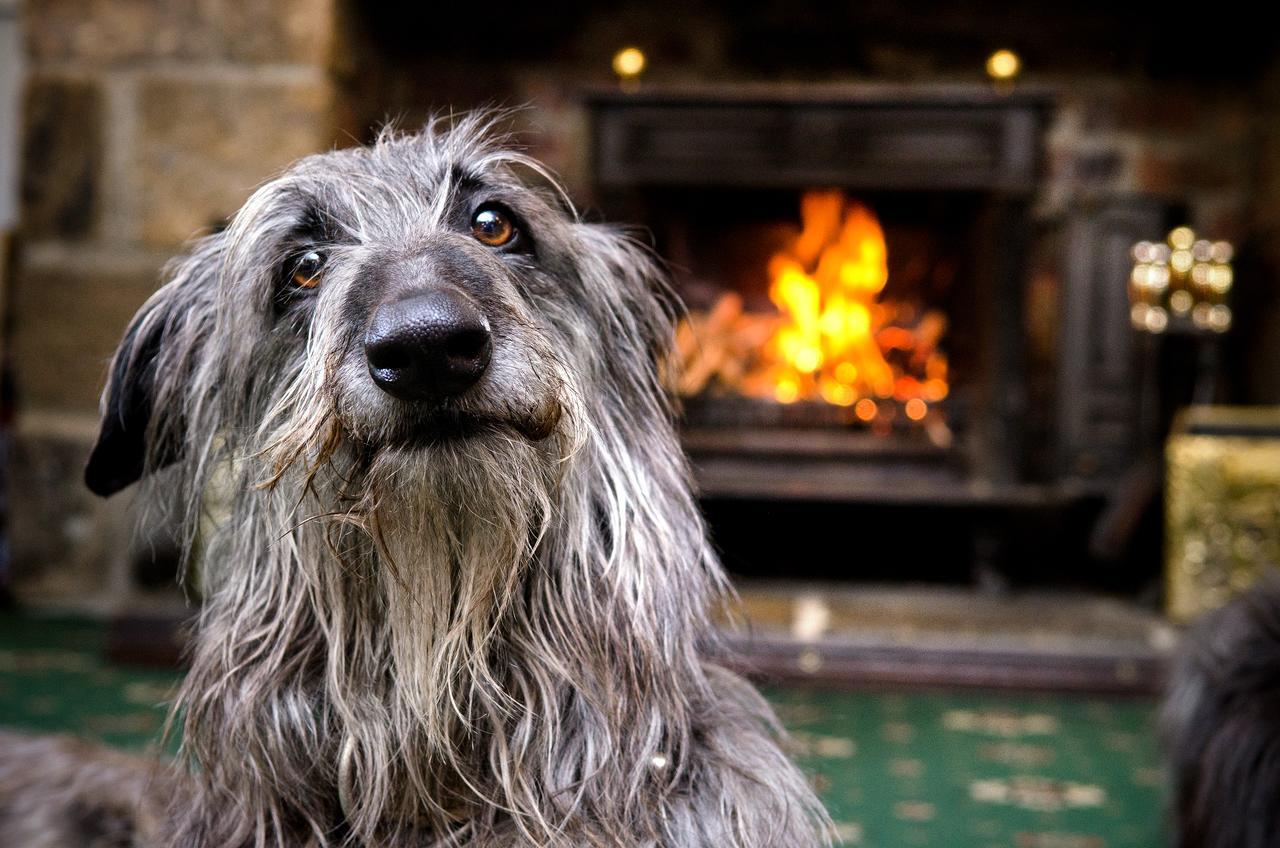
[9,0,337,607]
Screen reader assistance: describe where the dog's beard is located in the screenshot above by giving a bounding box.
[367,432,558,692]
[323,429,562,835]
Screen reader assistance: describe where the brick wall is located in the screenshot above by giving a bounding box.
[9,0,337,606]
[1040,78,1254,239]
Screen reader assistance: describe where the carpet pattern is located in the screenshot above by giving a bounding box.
[0,614,1168,847]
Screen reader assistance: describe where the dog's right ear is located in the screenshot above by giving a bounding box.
[84,304,175,497]
[85,240,219,497]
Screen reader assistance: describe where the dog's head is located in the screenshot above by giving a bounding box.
[85,116,674,501]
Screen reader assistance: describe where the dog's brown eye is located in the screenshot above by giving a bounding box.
[291,250,325,288]
[471,206,516,247]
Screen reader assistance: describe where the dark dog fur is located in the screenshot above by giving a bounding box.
[1163,575,1280,848]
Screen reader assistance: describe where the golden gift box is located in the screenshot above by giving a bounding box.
[1166,406,1280,622]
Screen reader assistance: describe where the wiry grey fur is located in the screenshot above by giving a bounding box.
[0,115,830,847]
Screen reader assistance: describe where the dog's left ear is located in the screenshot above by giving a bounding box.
[85,239,219,497]
[572,224,678,367]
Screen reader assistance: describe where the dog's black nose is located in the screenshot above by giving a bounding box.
[364,289,492,401]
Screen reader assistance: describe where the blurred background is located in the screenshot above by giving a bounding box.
[2,2,1280,846]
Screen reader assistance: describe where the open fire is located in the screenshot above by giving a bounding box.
[676,191,950,433]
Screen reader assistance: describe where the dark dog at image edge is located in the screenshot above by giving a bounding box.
[0,115,831,847]
[1164,575,1280,848]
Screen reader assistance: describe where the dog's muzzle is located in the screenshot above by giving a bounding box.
[363,287,492,402]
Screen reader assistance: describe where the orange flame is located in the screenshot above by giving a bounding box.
[675,191,949,425]
[757,191,947,415]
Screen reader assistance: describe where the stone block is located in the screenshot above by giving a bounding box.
[8,251,163,413]
[21,75,102,239]
[4,430,131,602]
[134,75,331,245]
[24,0,332,66]
[218,0,333,64]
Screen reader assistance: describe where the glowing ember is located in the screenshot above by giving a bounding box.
[676,190,950,426]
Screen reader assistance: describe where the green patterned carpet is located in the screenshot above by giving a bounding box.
[0,614,1168,847]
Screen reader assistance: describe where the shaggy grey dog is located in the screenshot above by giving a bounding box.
[0,115,830,847]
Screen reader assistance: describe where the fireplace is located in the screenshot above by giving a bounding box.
[591,86,1044,496]
[588,85,1166,585]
